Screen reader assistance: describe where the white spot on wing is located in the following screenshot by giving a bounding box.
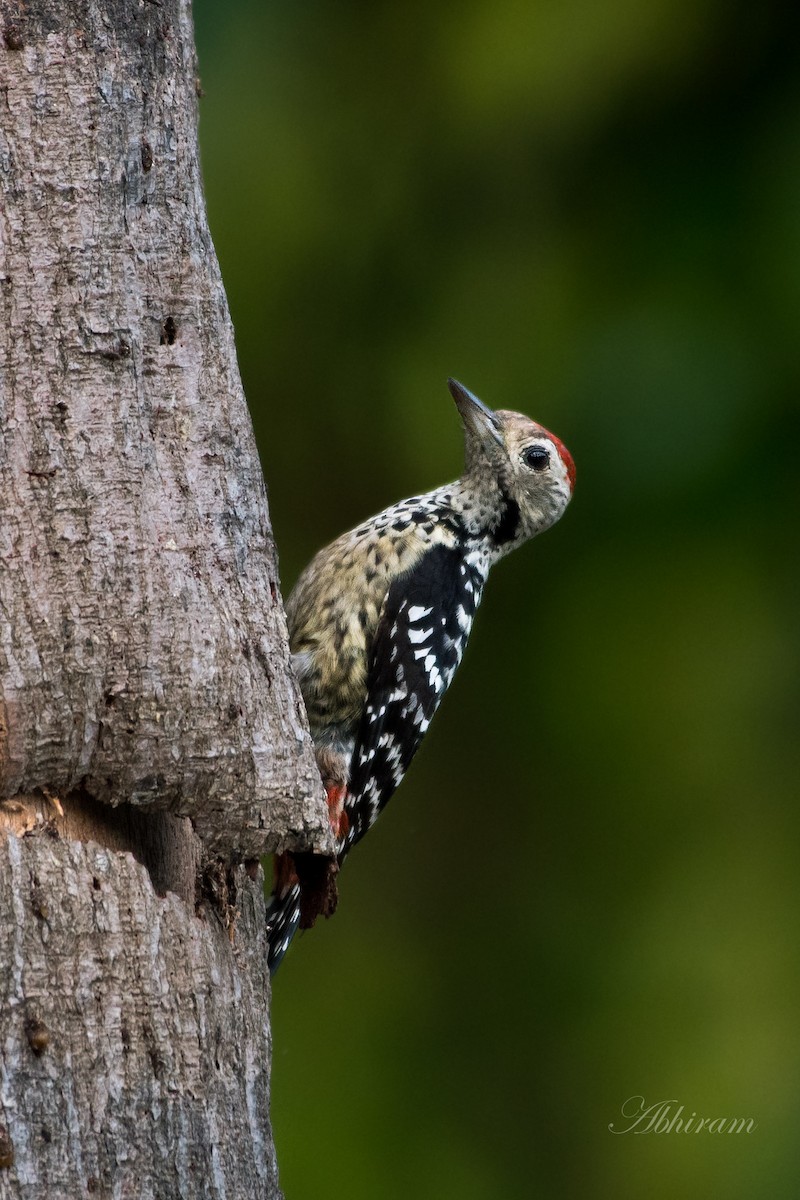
[424,654,443,691]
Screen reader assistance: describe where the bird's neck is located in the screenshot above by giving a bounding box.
[429,474,530,561]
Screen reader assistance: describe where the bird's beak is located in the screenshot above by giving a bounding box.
[447,378,503,449]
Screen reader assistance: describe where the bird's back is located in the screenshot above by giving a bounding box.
[286,489,462,739]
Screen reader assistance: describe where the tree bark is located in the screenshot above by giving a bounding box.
[0,837,277,1198]
[0,2,327,1195]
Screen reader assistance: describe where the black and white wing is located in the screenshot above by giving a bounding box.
[341,541,486,856]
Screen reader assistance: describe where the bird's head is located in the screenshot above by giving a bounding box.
[448,377,575,546]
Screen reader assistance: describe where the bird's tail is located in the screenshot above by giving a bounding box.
[266,879,301,974]
[265,848,342,973]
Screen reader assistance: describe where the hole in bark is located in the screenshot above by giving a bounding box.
[5,792,201,910]
[24,1016,50,1056]
[160,316,177,345]
[30,884,48,921]
[0,1124,13,1169]
[3,25,23,50]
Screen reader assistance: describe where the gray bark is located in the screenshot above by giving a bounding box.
[0,1,327,1195]
[0,835,276,1199]
[0,0,328,858]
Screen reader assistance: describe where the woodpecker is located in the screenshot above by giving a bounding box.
[266,379,575,971]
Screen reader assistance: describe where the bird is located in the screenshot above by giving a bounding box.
[266,378,575,971]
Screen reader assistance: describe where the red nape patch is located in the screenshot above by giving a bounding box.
[549,432,576,491]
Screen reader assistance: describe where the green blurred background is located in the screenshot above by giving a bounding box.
[194,2,799,1196]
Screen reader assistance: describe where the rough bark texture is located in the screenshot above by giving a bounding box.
[0,834,277,1199]
[0,0,329,859]
[0,1,326,1196]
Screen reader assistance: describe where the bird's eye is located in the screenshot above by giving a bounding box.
[522,445,550,471]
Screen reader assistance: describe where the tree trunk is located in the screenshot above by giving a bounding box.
[0,2,327,1195]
